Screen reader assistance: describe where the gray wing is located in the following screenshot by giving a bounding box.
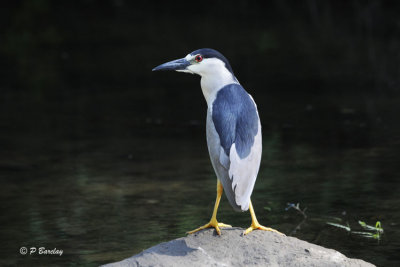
[206,110,262,212]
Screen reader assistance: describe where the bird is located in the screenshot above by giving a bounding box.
[153,48,282,236]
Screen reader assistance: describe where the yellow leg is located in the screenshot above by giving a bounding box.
[187,180,232,235]
[244,200,285,235]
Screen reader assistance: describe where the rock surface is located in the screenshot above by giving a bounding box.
[103,227,374,267]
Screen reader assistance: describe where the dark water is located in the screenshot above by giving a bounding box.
[1,90,399,266]
[2,1,400,266]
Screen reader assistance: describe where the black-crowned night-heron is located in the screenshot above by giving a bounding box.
[153,48,282,236]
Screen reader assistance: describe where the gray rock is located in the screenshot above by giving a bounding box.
[103,227,374,267]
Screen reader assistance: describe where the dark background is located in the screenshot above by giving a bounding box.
[1,0,400,141]
[1,0,400,266]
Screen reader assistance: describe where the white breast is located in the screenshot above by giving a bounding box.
[192,58,238,108]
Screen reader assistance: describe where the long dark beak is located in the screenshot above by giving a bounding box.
[152,58,190,71]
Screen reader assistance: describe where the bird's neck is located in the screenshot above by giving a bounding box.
[200,69,238,107]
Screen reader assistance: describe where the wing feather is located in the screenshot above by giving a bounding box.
[207,84,262,211]
[228,121,262,210]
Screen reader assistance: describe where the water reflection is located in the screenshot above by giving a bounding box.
[0,92,399,266]
[2,1,400,266]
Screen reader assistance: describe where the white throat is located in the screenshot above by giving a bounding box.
[189,58,238,107]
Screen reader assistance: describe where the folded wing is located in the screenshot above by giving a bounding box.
[208,84,262,211]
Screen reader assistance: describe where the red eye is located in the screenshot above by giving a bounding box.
[195,55,203,62]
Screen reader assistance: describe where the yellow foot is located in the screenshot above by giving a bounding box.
[244,223,285,236]
[187,220,232,235]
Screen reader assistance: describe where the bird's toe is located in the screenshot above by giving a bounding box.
[187,220,232,235]
[217,222,232,228]
[244,223,285,236]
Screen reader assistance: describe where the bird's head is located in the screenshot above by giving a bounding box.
[152,48,234,77]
